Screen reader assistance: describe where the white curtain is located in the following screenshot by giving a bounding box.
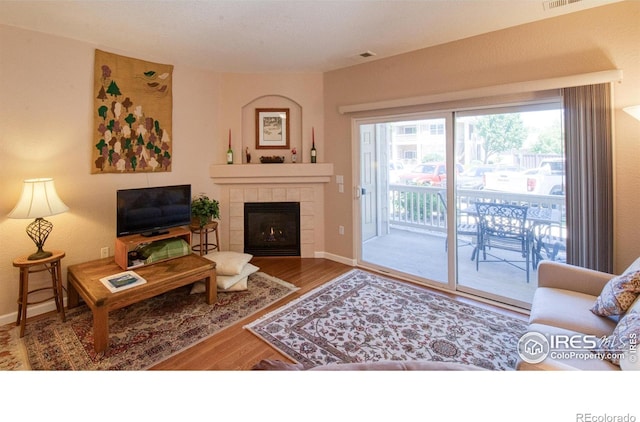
[563,83,613,273]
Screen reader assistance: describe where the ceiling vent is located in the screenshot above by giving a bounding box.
[543,0,583,10]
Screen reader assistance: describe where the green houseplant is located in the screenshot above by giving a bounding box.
[191,194,220,227]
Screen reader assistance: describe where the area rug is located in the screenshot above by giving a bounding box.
[17,272,297,370]
[245,269,527,370]
[0,323,29,370]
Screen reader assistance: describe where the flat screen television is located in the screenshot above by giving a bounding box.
[116,184,191,237]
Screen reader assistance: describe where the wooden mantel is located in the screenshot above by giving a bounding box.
[209,163,334,184]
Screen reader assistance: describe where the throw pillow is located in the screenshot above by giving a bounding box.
[590,270,640,317]
[190,263,259,294]
[139,238,191,264]
[219,276,248,292]
[203,251,253,276]
[217,263,259,290]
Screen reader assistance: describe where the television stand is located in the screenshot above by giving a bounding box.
[114,226,191,270]
[141,230,170,237]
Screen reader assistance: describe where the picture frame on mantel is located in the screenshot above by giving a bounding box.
[256,108,290,149]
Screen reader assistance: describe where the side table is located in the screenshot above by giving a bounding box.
[189,221,219,256]
[13,250,66,337]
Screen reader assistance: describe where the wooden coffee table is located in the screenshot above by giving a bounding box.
[67,254,216,353]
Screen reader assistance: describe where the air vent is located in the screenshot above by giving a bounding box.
[543,0,582,10]
[359,51,377,58]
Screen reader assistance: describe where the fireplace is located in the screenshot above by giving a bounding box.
[244,202,301,256]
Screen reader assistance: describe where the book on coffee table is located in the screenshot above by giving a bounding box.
[100,270,147,293]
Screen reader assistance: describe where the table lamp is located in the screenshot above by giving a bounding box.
[8,178,69,260]
[623,105,640,121]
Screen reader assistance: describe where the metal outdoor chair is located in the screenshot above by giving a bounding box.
[532,223,566,268]
[526,206,566,268]
[437,191,478,260]
[475,202,532,282]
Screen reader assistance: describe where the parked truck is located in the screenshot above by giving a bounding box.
[483,158,565,195]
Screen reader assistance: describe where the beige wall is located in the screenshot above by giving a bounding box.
[323,1,640,273]
[0,25,223,319]
[218,72,324,166]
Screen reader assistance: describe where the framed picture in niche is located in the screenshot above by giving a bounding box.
[256,108,290,149]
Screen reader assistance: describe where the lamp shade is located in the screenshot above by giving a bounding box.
[8,178,69,219]
[623,105,640,121]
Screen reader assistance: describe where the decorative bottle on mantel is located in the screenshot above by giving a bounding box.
[226,129,233,164]
[311,127,317,163]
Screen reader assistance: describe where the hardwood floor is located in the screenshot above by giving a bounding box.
[150,257,353,370]
[2,257,528,370]
[150,257,528,370]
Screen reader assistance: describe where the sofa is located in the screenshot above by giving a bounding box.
[516,257,640,370]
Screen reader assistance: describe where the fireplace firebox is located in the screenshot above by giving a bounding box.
[244,202,300,256]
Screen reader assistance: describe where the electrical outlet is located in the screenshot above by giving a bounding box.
[339,225,345,235]
[100,247,109,258]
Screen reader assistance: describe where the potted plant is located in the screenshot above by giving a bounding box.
[191,194,220,227]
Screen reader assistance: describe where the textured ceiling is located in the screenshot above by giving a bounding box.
[0,0,623,72]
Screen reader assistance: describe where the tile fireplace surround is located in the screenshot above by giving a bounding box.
[210,163,334,257]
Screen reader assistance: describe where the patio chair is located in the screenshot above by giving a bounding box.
[437,191,478,260]
[532,223,566,267]
[474,202,532,282]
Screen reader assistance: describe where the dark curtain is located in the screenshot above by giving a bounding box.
[563,83,613,273]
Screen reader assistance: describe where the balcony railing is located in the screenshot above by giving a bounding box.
[388,184,565,233]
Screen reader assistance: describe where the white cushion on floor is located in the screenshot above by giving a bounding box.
[203,251,253,276]
[190,263,259,294]
[219,276,248,292]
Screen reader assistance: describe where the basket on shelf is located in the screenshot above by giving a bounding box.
[260,156,285,164]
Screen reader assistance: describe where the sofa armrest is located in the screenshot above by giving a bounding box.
[537,261,612,297]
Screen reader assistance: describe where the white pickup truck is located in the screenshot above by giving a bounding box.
[483,159,565,195]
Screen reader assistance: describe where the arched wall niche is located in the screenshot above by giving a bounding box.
[242,95,302,163]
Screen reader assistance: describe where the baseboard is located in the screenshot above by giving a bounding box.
[0,298,67,327]
[314,251,357,266]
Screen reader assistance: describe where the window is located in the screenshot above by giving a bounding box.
[399,125,417,135]
[430,123,444,136]
[404,150,416,160]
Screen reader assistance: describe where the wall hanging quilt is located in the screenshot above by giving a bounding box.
[92,49,173,173]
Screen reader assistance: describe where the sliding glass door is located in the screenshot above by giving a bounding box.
[359,114,451,289]
[356,101,565,308]
[454,104,565,307]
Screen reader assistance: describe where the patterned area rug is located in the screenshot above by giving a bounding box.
[17,272,297,370]
[0,324,29,370]
[245,269,527,370]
